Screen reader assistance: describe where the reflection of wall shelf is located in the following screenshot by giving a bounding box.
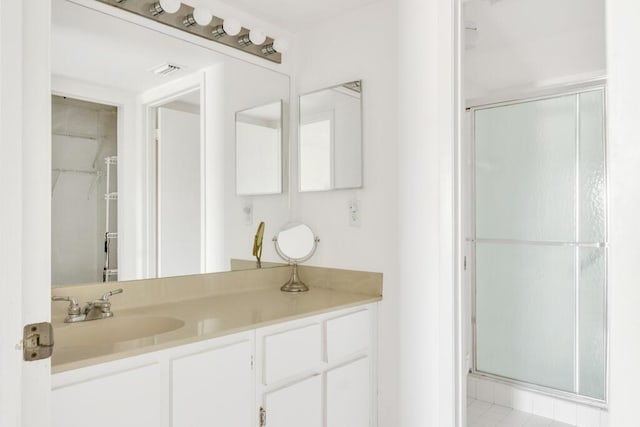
[53,168,102,176]
[103,156,118,283]
[52,131,100,140]
[51,169,104,196]
[105,156,117,166]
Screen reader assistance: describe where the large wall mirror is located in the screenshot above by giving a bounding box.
[51,0,289,286]
[299,80,363,192]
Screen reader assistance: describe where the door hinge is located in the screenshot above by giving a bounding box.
[464,256,467,270]
[259,406,266,427]
[23,322,54,361]
[251,355,254,370]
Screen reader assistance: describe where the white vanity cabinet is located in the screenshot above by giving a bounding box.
[52,332,255,427]
[256,307,375,427]
[52,304,377,427]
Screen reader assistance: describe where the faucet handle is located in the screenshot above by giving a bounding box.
[52,296,81,315]
[100,288,123,301]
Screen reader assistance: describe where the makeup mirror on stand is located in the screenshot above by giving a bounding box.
[273,223,319,292]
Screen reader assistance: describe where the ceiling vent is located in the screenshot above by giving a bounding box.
[150,63,182,77]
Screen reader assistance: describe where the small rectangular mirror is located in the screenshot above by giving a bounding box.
[299,80,362,192]
[235,100,284,195]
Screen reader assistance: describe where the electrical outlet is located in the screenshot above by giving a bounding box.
[348,199,361,227]
[243,203,253,225]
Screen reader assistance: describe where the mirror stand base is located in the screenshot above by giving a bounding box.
[280,263,309,292]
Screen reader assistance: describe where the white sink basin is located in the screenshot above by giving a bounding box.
[55,316,185,347]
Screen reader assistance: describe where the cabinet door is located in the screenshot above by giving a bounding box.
[326,357,370,427]
[52,363,162,427]
[172,340,253,427]
[264,375,322,427]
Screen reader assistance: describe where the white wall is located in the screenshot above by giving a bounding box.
[292,1,398,425]
[397,0,458,425]
[606,1,640,425]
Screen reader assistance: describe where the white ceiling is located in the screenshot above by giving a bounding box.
[464,0,606,98]
[212,0,379,33]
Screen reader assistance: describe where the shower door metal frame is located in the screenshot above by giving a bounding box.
[466,81,609,407]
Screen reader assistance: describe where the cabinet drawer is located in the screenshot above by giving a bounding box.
[325,309,370,363]
[263,323,321,384]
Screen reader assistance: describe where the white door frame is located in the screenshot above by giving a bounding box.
[0,1,52,426]
[138,73,208,278]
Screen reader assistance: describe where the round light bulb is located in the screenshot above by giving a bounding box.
[249,28,266,45]
[273,39,290,53]
[159,0,181,14]
[222,18,241,36]
[193,7,212,26]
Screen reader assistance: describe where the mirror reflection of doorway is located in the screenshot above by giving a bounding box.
[154,89,202,278]
[51,95,118,285]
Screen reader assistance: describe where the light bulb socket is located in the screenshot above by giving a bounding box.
[211,25,226,38]
[183,14,196,27]
[150,2,164,16]
[237,34,252,47]
[261,44,276,55]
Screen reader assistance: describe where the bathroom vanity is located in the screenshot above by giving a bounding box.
[51,266,382,427]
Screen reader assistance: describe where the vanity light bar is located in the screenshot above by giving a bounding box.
[96,0,282,64]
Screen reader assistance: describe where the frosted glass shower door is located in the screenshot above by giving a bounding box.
[473,89,607,400]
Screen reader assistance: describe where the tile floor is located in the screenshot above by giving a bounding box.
[467,398,575,427]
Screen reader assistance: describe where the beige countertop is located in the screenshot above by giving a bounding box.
[52,266,382,374]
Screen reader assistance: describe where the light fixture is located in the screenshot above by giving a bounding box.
[249,28,266,45]
[100,0,282,64]
[273,39,289,53]
[212,18,241,38]
[193,6,212,25]
[261,44,276,55]
[150,0,181,16]
[262,39,289,56]
[239,28,266,47]
[182,8,211,27]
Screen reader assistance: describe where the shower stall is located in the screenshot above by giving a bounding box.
[468,85,607,402]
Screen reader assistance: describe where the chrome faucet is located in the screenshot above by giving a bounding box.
[51,296,84,323]
[84,289,123,321]
[52,288,124,323]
